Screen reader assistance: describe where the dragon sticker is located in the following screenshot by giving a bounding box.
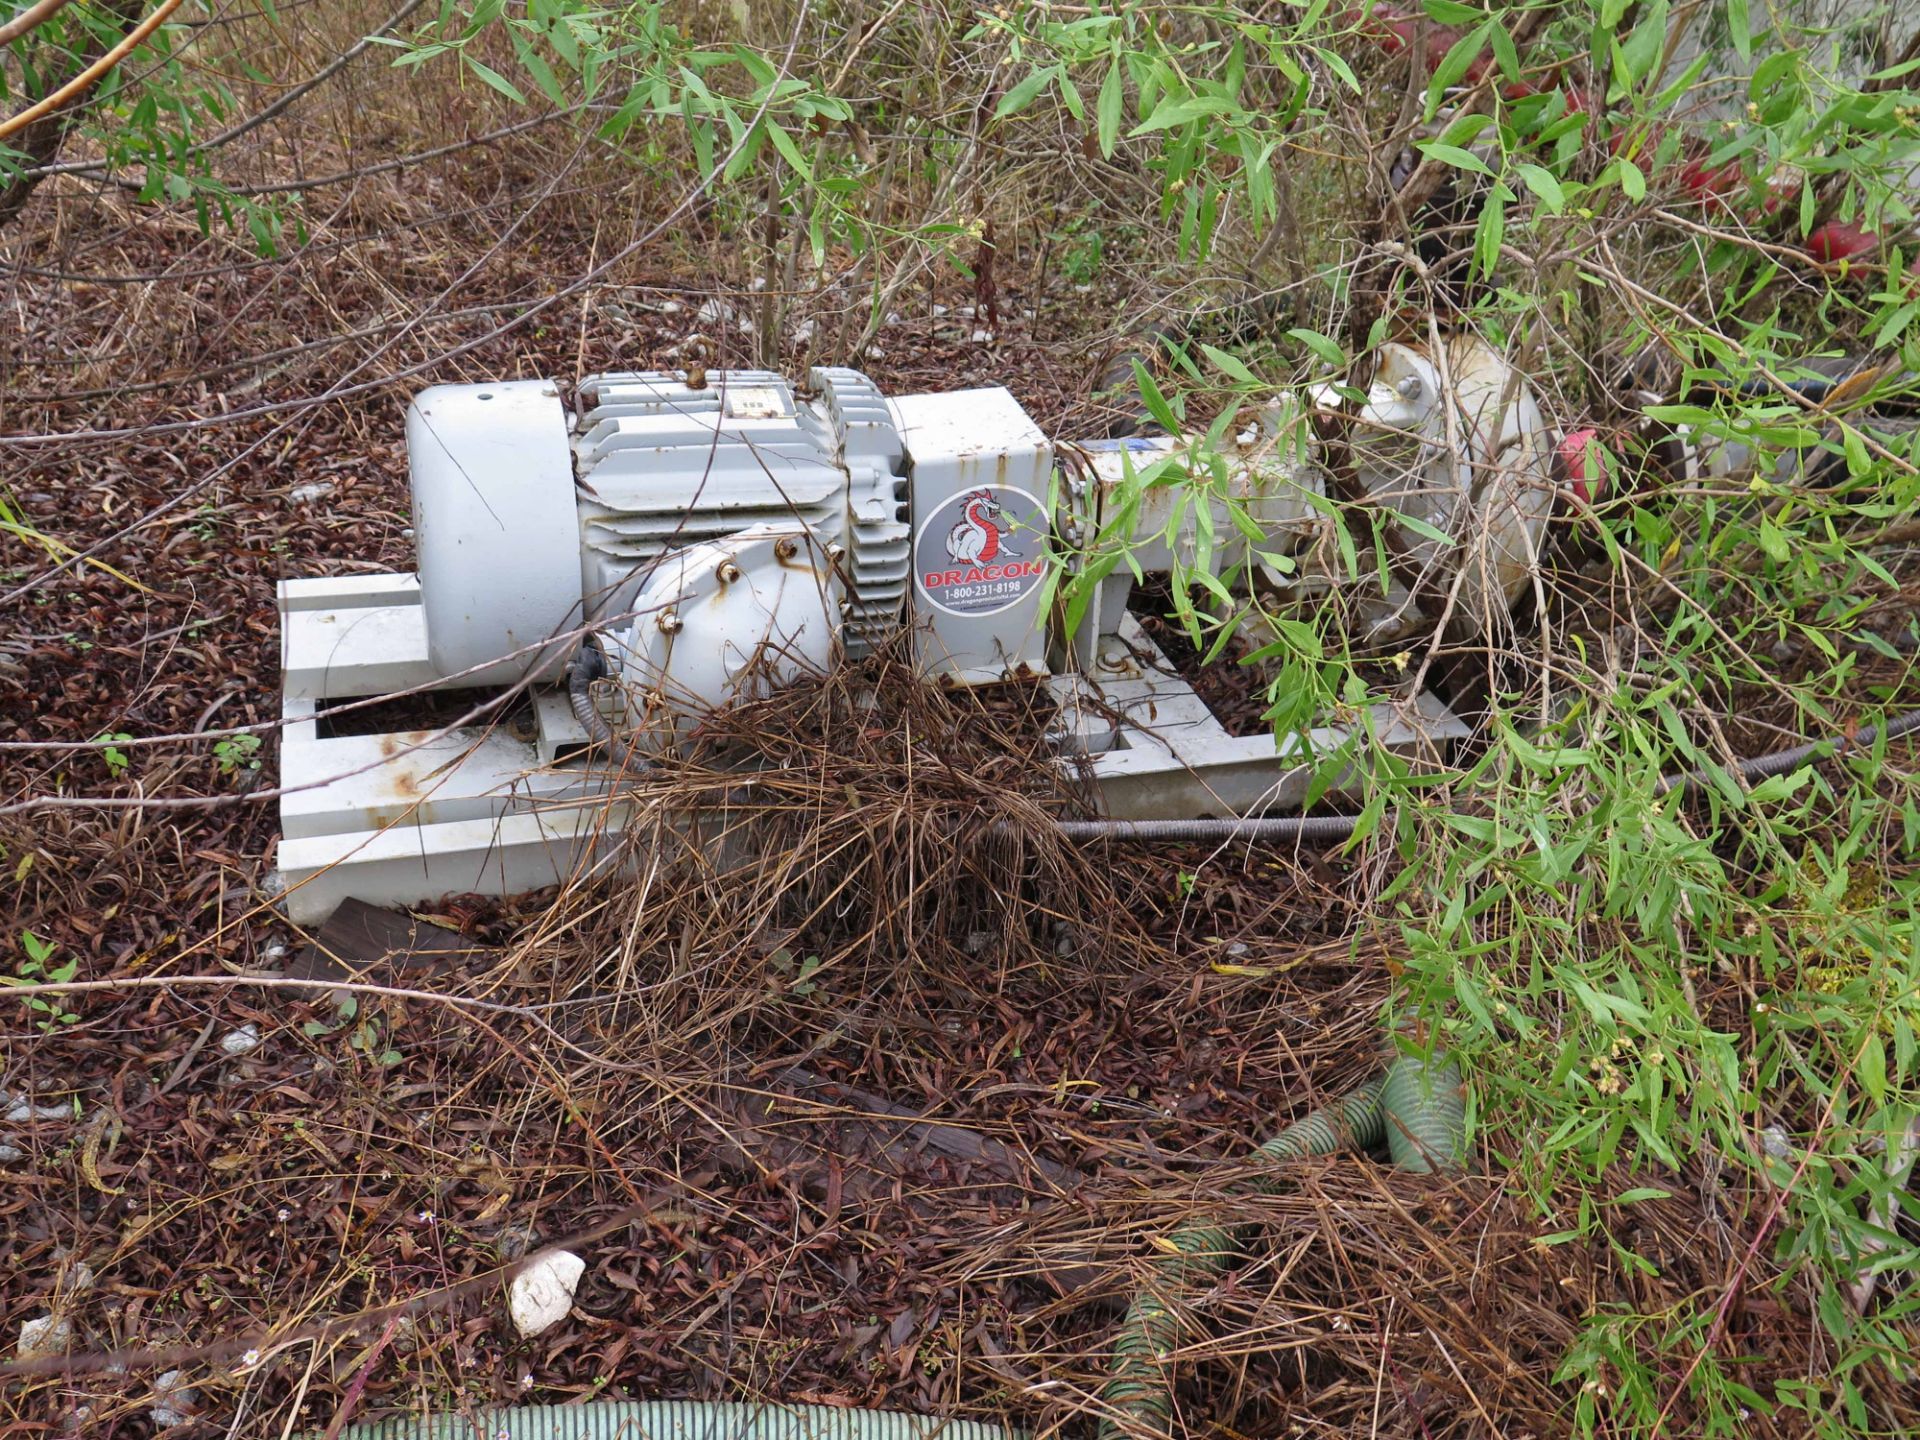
[913,484,1047,618]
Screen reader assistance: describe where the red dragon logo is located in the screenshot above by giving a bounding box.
[944,488,1022,565]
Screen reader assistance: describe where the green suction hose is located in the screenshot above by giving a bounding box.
[337,1400,1019,1440]
[1097,1053,1466,1438]
[1382,1049,1468,1175]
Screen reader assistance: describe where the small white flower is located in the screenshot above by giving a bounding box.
[238,1349,261,1370]
[275,1208,291,1223]
[417,1210,434,1225]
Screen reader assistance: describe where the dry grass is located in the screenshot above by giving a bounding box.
[0,645,1877,1437]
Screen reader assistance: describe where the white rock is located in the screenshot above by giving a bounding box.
[150,1369,197,1427]
[18,1313,72,1358]
[970,327,994,343]
[219,1024,261,1057]
[3,1093,68,1124]
[288,481,335,505]
[508,1249,585,1337]
[661,299,684,315]
[790,319,816,346]
[59,1257,94,1294]
[0,1144,21,1164]
[931,304,949,318]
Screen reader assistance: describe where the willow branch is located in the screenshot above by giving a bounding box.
[0,0,70,47]
[0,0,183,141]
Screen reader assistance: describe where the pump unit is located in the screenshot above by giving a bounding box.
[276,350,1558,922]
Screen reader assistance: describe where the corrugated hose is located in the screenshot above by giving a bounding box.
[1095,1052,1466,1439]
[337,1400,1019,1440]
[567,635,619,751]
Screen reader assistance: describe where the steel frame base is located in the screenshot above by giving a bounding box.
[275,576,1468,923]
[1045,612,1468,819]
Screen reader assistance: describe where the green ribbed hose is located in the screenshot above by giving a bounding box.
[1095,1077,1387,1439]
[1097,1056,1469,1437]
[1253,1078,1389,1170]
[337,1401,1019,1440]
[1382,1050,1467,1175]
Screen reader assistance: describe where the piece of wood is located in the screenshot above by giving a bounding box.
[777,1065,1084,1191]
[288,897,492,980]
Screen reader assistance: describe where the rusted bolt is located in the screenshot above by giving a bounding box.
[657,609,683,635]
[716,559,742,584]
[826,543,847,563]
[774,536,799,561]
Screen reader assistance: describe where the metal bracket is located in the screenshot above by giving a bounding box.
[1046,613,1467,819]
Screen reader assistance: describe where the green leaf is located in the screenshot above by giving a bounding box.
[1286,326,1347,368]
[995,64,1056,120]
[463,55,527,104]
[1383,506,1457,548]
[722,115,767,183]
[1757,517,1790,563]
[1859,1032,1887,1105]
[1200,343,1257,387]
[1096,56,1123,158]
[1875,301,1916,349]
[1424,21,1492,120]
[1421,0,1484,23]
[1618,0,1669,87]
[1056,71,1085,123]
[1131,359,1182,434]
[1515,162,1565,213]
[1843,425,1871,477]
[1415,140,1494,176]
[1130,94,1236,136]
[765,121,811,180]
[1488,19,1519,83]
[1727,0,1751,63]
[1611,1187,1675,1204]
[1475,180,1508,275]
[1619,158,1647,201]
[1319,46,1361,94]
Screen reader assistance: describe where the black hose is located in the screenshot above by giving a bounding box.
[1657,706,1920,795]
[1050,815,1361,843]
[1051,706,1920,843]
[568,635,618,750]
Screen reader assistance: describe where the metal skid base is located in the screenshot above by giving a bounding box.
[276,574,628,925]
[1045,613,1467,819]
[275,577,1468,923]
